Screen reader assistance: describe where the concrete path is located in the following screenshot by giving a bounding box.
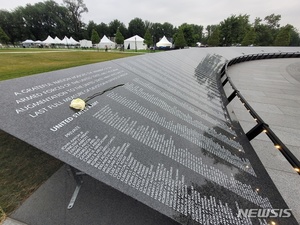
[223,58,300,223]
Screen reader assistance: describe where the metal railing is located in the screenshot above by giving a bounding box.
[220,52,300,175]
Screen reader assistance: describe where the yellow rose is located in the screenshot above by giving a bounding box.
[70,98,86,110]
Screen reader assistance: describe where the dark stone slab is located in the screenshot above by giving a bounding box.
[0,49,298,225]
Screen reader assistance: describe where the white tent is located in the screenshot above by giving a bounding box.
[42,35,55,44]
[61,36,71,45]
[124,35,146,50]
[54,36,62,45]
[80,39,93,48]
[34,40,43,44]
[22,39,34,44]
[98,35,116,49]
[156,36,172,48]
[33,40,43,47]
[69,37,79,45]
[21,39,34,47]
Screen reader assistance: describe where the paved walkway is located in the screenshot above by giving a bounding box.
[223,58,300,223]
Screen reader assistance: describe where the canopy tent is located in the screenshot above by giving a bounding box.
[61,36,80,46]
[80,39,93,48]
[61,36,71,45]
[156,36,172,48]
[98,35,116,49]
[54,36,62,44]
[22,39,34,44]
[124,35,146,50]
[21,39,34,47]
[42,35,55,44]
[22,36,79,47]
[69,37,79,45]
[34,40,43,44]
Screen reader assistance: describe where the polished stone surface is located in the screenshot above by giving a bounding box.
[10,165,179,225]
[1,48,300,225]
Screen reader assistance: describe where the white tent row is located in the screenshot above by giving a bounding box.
[42,35,79,45]
[21,39,42,47]
[22,39,43,44]
[123,35,172,50]
[22,36,80,46]
[22,35,172,49]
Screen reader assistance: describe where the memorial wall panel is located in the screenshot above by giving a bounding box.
[0,49,297,225]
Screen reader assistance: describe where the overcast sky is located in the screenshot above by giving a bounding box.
[1,0,300,31]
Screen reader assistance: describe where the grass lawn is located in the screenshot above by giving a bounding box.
[0,49,140,221]
[0,49,138,80]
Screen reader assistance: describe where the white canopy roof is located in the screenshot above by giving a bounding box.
[69,37,79,45]
[22,39,34,44]
[98,35,116,49]
[124,35,144,42]
[59,36,79,45]
[61,36,71,45]
[54,36,62,44]
[99,35,114,44]
[124,35,146,50]
[156,36,172,47]
[43,35,55,44]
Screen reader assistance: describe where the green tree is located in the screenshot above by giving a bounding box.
[220,14,250,46]
[174,28,186,49]
[274,25,291,46]
[91,29,100,44]
[179,23,196,46]
[128,17,145,37]
[264,14,281,29]
[143,29,153,48]
[203,25,216,45]
[0,27,9,44]
[162,22,175,38]
[255,24,273,46]
[264,14,282,44]
[108,19,127,38]
[254,17,262,27]
[241,27,256,46]
[150,23,164,44]
[86,21,97,39]
[96,22,109,39]
[115,27,124,45]
[144,20,152,31]
[207,26,220,46]
[0,7,36,45]
[63,0,88,38]
[190,24,203,43]
[289,26,300,46]
[0,9,19,45]
[21,1,72,40]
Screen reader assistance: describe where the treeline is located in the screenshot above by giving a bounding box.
[0,0,299,47]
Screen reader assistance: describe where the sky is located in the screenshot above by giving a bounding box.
[1,0,300,31]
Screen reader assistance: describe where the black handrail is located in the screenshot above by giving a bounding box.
[221,51,300,175]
